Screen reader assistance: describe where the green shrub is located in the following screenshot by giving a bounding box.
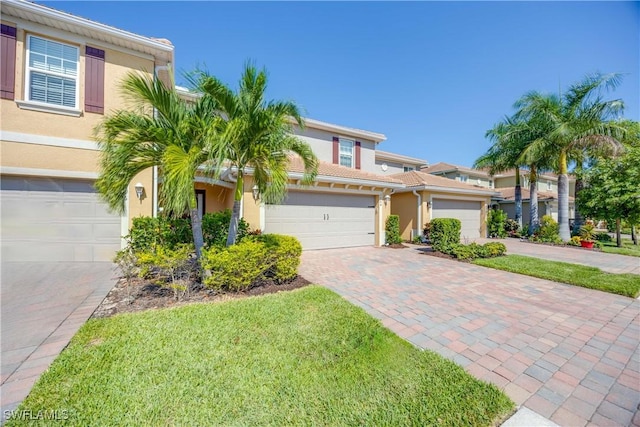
[202,210,249,248]
[537,215,561,243]
[136,244,195,300]
[250,234,302,283]
[487,209,507,238]
[568,236,582,246]
[594,232,612,242]
[202,241,268,292]
[504,219,520,236]
[128,216,191,253]
[451,244,476,260]
[449,241,506,260]
[483,242,507,257]
[430,218,461,253]
[412,235,423,244]
[423,222,432,240]
[385,215,402,245]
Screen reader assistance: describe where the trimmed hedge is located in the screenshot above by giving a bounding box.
[487,210,507,238]
[385,215,402,245]
[430,218,461,253]
[449,242,507,260]
[202,234,303,291]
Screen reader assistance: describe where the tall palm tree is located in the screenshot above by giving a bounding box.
[515,73,626,241]
[95,71,219,260]
[192,64,318,246]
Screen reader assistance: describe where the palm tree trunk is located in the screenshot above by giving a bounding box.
[616,218,622,248]
[529,166,539,235]
[226,172,243,247]
[514,167,522,229]
[190,208,204,260]
[572,161,584,236]
[557,151,571,241]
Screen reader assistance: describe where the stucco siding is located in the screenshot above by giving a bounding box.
[375,159,404,175]
[391,192,419,240]
[1,140,100,172]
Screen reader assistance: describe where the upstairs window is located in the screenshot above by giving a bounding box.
[459,174,468,182]
[547,180,552,190]
[489,179,494,188]
[26,35,78,109]
[339,138,354,168]
[403,165,415,172]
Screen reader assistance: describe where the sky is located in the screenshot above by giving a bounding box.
[40,1,639,168]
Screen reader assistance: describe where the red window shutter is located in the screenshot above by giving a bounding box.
[355,141,361,169]
[332,136,339,164]
[84,46,105,114]
[1,24,17,100]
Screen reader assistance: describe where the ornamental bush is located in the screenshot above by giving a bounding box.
[537,215,561,243]
[447,242,506,260]
[202,240,269,292]
[430,218,461,253]
[482,242,507,257]
[487,209,507,238]
[385,215,402,245]
[202,210,249,248]
[250,234,302,283]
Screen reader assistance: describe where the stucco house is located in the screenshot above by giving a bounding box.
[1,0,497,261]
[423,162,576,223]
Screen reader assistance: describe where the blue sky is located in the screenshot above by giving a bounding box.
[41,1,638,167]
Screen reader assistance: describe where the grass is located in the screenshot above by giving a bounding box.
[8,286,513,426]
[600,240,640,257]
[474,255,640,298]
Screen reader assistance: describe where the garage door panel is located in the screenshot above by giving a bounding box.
[1,177,121,262]
[264,192,375,250]
[432,199,482,240]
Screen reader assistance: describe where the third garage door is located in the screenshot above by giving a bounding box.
[431,199,482,240]
[264,192,375,250]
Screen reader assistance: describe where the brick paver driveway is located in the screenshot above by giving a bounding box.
[1,262,116,419]
[474,238,640,275]
[300,246,640,427]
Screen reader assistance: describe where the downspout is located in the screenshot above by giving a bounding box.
[152,63,172,217]
[412,189,422,240]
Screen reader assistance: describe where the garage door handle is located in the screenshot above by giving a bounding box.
[368,232,375,235]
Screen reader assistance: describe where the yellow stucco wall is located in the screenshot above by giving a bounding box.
[127,169,154,226]
[375,193,391,246]
[194,182,233,214]
[0,141,99,172]
[391,191,419,240]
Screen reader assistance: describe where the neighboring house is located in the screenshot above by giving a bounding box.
[389,171,498,241]
[0,0,173,262]
[374,150,427,175]
[423,162,576,223]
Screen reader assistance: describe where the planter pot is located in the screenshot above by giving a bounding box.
[580,240,594,249]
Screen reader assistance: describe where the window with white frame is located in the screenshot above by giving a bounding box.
[458,174,468,182]
[26,35,79,109]
[339,138,354,168]
[489,179,494,188]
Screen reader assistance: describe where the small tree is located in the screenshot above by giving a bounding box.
[578,146,640,247]
[385,215,403,245]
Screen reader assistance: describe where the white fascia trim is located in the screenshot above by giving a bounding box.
[375,150,427,165]
[297,118,386,143]
[0,166,98,179]
[0,131,99,151]
[15,100,82,117]
[193,176,235,189]
[2,0,173,59]
[286,171,405,189]
[395,185,498,197]
[286,184,385,196]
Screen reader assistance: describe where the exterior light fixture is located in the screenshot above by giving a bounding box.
[384,194,391,205]
[252,185,260,201]
[134,182,144,200]
[427,201,432,209]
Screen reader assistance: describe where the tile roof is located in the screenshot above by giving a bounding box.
[497,187,575,202]
[390,171,495,193]
[422,162,491,177]
[287,157,403,185]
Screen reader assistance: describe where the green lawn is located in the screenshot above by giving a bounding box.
[9,286,513,426]
[601,240,640,257]
[474,255,640,298]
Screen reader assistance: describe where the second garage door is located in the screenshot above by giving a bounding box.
[1,176,122,262]
[431,199,482,240]
[264,192,375,250]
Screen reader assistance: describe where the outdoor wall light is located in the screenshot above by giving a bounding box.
[252,185,260,201]
[427,201,432,209]
[384,194,391,205]
[134,182,144,201]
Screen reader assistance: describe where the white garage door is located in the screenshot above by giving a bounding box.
[264,192,375,250]
[1,176,122,262]
[432,199,482,240]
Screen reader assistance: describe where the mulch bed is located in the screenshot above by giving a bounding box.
[92,275,311,319]
[384,243,409,249]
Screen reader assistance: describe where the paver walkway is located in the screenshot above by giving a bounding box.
[474,238,640,275]
[300,246,640,427]
[1,262,116,420]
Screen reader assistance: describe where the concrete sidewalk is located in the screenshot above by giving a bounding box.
[474,238,640,275]
[301,246,640,427]
[1,262,116,420]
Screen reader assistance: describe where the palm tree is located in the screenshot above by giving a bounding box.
[192,64,318,246]
[95,71,219,260]
[515,73,626,241]
[476,116,525,229]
